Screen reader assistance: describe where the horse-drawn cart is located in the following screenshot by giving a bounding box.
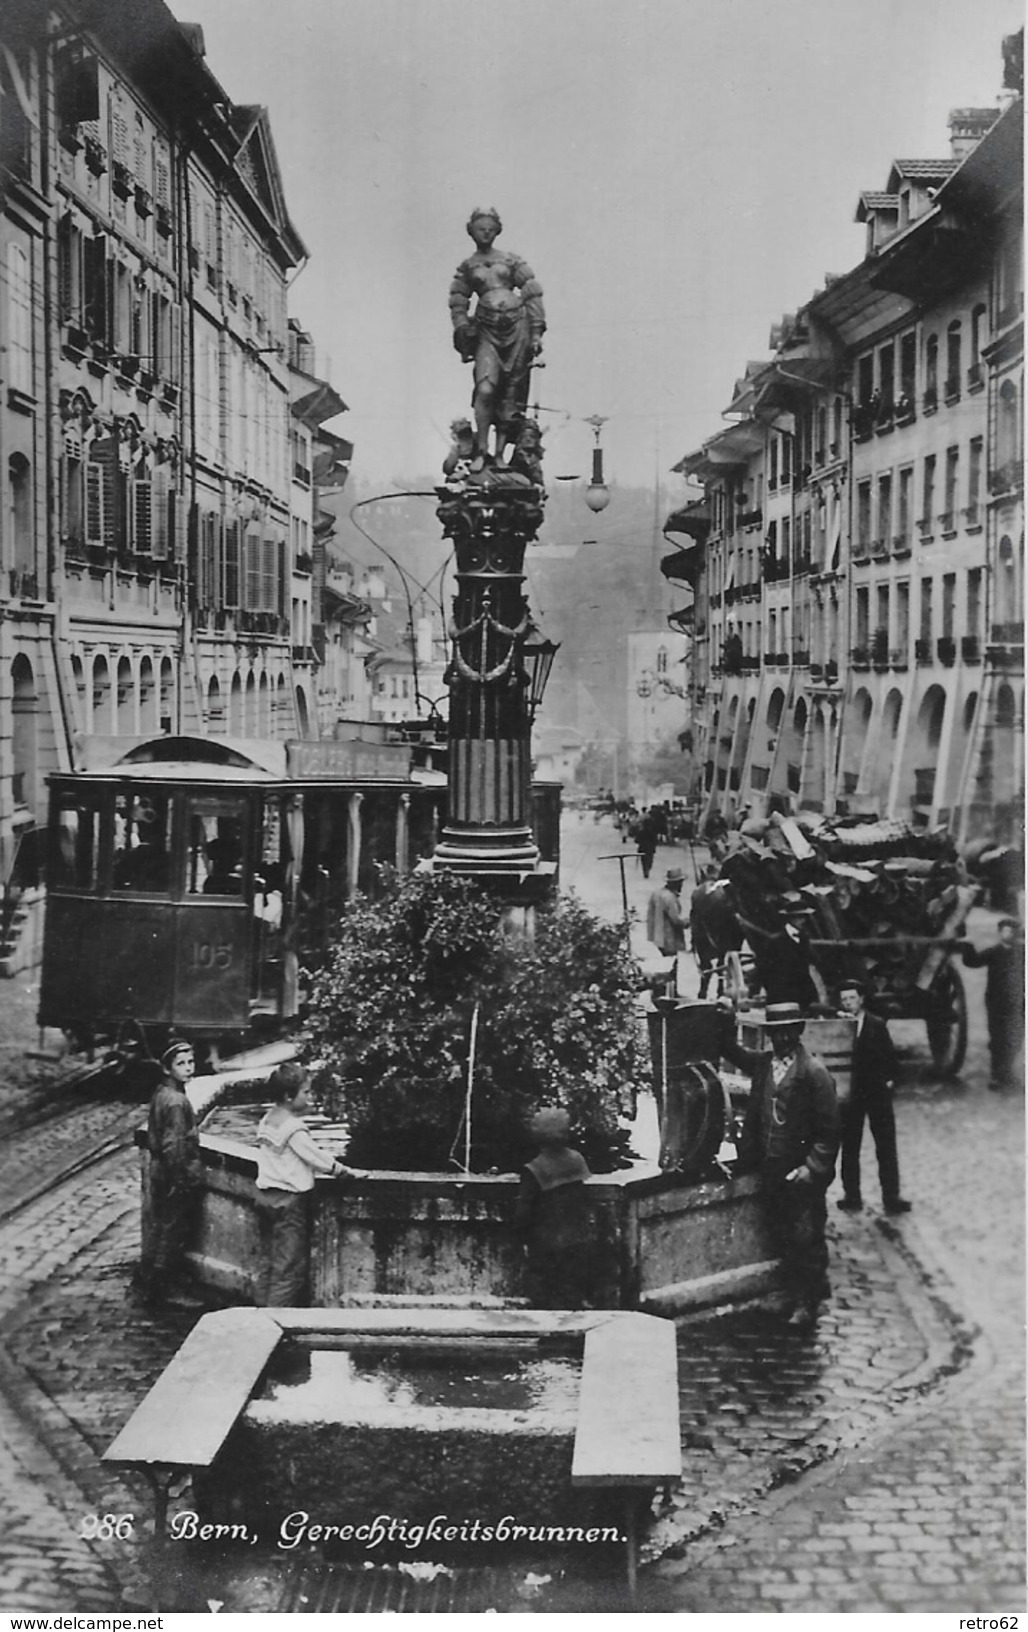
[714,814,978,1077]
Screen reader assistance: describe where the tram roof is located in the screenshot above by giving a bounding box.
[69,735,291,782]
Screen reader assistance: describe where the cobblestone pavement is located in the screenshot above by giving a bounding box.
[0,816,1022,1613]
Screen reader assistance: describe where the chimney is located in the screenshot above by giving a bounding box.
[948,107,1001,160]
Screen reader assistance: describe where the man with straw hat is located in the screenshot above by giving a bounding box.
[733,1003,841,1330]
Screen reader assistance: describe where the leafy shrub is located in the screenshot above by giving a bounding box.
[299,868,647,1173]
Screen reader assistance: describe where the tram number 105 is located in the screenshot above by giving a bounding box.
[190,940,234,971]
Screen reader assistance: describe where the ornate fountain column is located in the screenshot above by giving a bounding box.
[433,485,545,873]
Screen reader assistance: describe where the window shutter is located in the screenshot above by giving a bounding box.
[151,465,168,557]
[153,147,170,207]
[110,94,129,165]
[85,462,105,546]
[132,479,152,554]
[169,302,181,383]
[89,437,119,547]
[224,522,240,607]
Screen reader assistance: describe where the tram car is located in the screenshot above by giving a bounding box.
[37,732,450,1063]
[38,732,563,1065]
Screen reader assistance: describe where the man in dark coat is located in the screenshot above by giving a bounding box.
[733,1003,841,1329]
[836,980,911,1215]
[961,918,1025,1091]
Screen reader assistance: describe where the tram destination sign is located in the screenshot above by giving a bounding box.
[286,739,414,782]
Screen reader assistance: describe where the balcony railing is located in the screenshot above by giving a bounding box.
[967,361,984,391]
[892,534,912,557]
[938,511,956,535]
[871,631,889,670]
[890,647,909,670]
[851,645,869,669]
[943,376,961,405]
[937,636,956,667]
[963,503,981,528]
[961,635,981,664]
[915,637,932,665]
[870,539,889,561]
[923,386,938,413]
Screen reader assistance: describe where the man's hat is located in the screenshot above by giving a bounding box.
[665,867,685,884]
[763,1002,806,1029]
[161,1038,193,1068]
[998,916,1020,931]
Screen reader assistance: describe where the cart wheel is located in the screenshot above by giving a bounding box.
[926,963,968,1075]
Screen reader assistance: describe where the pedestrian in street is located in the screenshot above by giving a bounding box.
[836,979,911,1216]
[732,1002,841,1330]
[960,918,1025,1092]
[515,1107,595,1309]
[137,1039,204,1309]
[634,809,658,879]
[255,1061,354,1305]
[647,866,688,959]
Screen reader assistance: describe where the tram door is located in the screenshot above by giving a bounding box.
[179,795,251,1028]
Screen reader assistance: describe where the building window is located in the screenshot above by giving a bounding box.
[8,454,32,570]
[877,473,892,543]
[6,242,33,394]
[896,581,910,651]
[897,466,913,544]
[921,454,936,532]
[942,573,956,640]
[942,447,959,531]
[967,437,983,524]
[920,578,933,643]
[968,304,986,387]
[899,331,917,406]
[924,333,938,408]
[997,381,1020,470]
[944,322,961,402]
[967,567,982,639]
[856,481,872,548]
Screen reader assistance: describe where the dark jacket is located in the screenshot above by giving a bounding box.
[851,1011,898,1098]
[734,1041,840,1187]
[147,1083,202,1186]
[962,940,1025,1022]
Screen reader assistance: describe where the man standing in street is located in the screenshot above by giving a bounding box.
[961,917,1025,1092]
[647,865,687,958]
[836,979,911,1216]
[733,1003,841,1330]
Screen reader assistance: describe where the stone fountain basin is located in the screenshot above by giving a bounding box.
[137,1075,781,1313]
[105,1307,681,1550]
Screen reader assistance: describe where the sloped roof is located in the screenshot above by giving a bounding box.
[886,157,960,188]
[855,191,899,221]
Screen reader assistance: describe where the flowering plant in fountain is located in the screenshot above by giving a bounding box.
[299,868,647,1173]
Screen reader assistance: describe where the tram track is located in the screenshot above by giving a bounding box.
[0,1066,143,1227]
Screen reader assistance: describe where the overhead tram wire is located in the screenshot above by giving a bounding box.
[347,492,452,719]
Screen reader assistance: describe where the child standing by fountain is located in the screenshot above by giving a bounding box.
[516,1107,596,1309]
[255,1062,353,1305]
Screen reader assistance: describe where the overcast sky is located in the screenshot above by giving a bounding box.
[175,0,1021,492]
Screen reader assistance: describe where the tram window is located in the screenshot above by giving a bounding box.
[185,799,245,896]
[112,791,172,893]
[50,795,100,890]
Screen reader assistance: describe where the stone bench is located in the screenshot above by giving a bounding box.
[571,1313,681,1592]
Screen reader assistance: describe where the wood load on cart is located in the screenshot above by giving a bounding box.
[710,812,978,1075]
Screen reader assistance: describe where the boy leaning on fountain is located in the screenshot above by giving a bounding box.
[254,1061,358,1305]
[515,1107,596,1310]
